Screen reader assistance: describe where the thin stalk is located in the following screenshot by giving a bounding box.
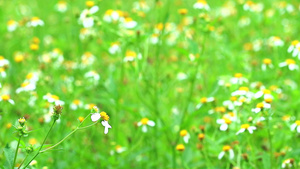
[266,111,273,169]
[22,119,56,168]
[17,154,28,169]
[12,136,22,169]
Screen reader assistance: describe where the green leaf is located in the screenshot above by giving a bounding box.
[3,144,14,169]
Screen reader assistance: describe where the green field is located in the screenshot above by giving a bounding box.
[1,0,300,168]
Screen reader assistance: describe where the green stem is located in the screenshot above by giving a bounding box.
[17,154,28,169]
[266,112,273,169]
[12,136,22,169]
[22,119,56,168]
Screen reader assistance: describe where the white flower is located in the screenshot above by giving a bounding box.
[279,59,298,70]
[218,145,234,160]
[91,109,111,134]
[55,1,68,13]
[108,42,121,54]
[84,70,100,81]
[177,72,188,81]
[101,120,112,134]
[0,56,9,67]
[137,118,155,132]
[79,6,99,28]
[281,159,294,168]
[251,102,271,113]
[216,117,232,131]
[7,20,18,32]
[193,0,210,10]
[27,17,44,27]
[179,130,190,143]
[230,73,248,85]
[0,94,15,105]
[16,82,36,93]
[236,124,256,135]
[43,93,65,105]
[120,17,137,29]
[291,120,300,133]
[70,99,83,110]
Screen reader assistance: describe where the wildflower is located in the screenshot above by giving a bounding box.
[291,120,300,133]
[25,72,39,83]
[279,59,298,70]
[70,99,83,110]
[262,58,273,70]
[243,1,263,12]
[282,158,294,168]
[85,103,96,110]
[81,52,96,67]
[251,102,271,113]
[79,28,96,40]
[0,94,15,104]
[137,118,155,132]
[84,70,100,81]
[179,130,190,143]
[0,68,7,78]
[231,87,251,97]
[91,109,111,134]
[198,133,205,141]
[0,56,9,67]
[288,40,300,59]
[193,0,210,10]
[216,117,232,131]
[230,73,248,85]
[177,72,188,81]
[124,50,142,62]
[79,2,99,28]
[27,17,44,27]
[55,1,67,13]
[30,44,39,51]
[53,105,63,120]
[43,93,65,105]
[268,36,284,47]
[178,9,188,15]
[254,89,273,99]
[121,17,137,29]
[108,42,121,54]
[176,144,185,151]
[133,0,150,12]
[218,145,234,159]
[7,20,18,32]
[14,53,25,63]
[115,145,126,154]
[236,124,256,135]
[103,10,123,23]
[78,116,85,123]
[18,117,26,127]
[150,34,159,44]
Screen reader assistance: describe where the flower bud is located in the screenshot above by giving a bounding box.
[18,117,26,127]
[26,145,34,154]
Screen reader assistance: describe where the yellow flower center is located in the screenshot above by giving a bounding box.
[263,58,272,65]
[200,97,207,103]
[88,104,96,109]
[32,37,40,44]
[264,98,272,103]
[26,73,34,79]
[78,116,84,122]
[21,82,30,87]
[100,111,110,121]
[7,20,16,26]
[239,87,249,92]
[197,0,207,4]
[222,145,231,151]
[31,17,40,21]
[86,1,94,7]
[73,99,81,105]
[30,44,39,51]
[116,145,122,151]
[198,133,205,140]
[180,130,188,137]
[18,118,26,123]
[6,123,12,129]
[156,23,164,31]
[295,120,300,126]
[230,96,237,101]
[216,107,226,113]
[14,54,24,62]
[0,56,4,60]
[51,95,59,100]
[178,9,188,15]
[124,17,133,23]
[291,40,299,46]
[234,73,243,78]
[286,59,295,65]
[241,124,250,129]
[29,138,37,145]
[126,50,137,57]
[141,118,149,125]
[256,102,264,108]
[1,94,10,101]
[223,117,232,124]
[0,67,5,72]
[176,144,185,151]
[263,89,271,94]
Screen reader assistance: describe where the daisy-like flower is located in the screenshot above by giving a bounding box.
[287,40,300,59]
[196,97,215,109]
[268,36,284,47]
[230,73,248,85]
[254,89,273,99]
[103,10,123,23]
[16,82,36,93]
[216,117,232,131]
[27,17,44,27]
[279,59,298,71]
[7,20,18,32]
[176,144,185,151]
[178,8,188,15]
[43,93,65,105]
[79,28,96,40]
[14,52,25,63]
[70,99,83,110]
[55,1,68,13]
[218,145,234,159]
[0,94,15,104]
[110,145,126,155]
[124,50,142,62]
[81,52,96,67]
[84,70,100,81]
[193,0,210,10]
[91,107,111,134]
[0,56,9,67]
[150,34,159,44]
[251,102,271,113]
[231,86,252,97]
[0,67,7,78]
[133,0,150,12]
[120,17,137,29]
[79,1,99,28]
[108,42,121,54]
[262,58,273,71]
[179,130,190,143]
[281,158,294,168]
[25,72,39,83]
[198,133,205,141]
[236,124,256,135]
[137,118,155,132]
[243,1,263,12]
[291,120,300,133]
[177,72,188,81]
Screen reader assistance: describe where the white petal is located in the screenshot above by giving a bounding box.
[183,135,189,143]
[9,100,15,105]
[229,149,234,159]
[218,151,225,159]
[220,124,228,131]
[236,128,245,135]
[216,119,225,124]
[147,120,155,126]
[89,6,99,14]
[254,91,263,98]
[297,126,300,133]
[291,123,297,131]
[91,113,100,122]
[142,125,147,132]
